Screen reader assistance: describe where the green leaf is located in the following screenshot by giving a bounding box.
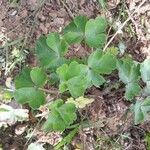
[35,36,66,70]
[141,97,150,112]
[143,81,150,96]
[0,88,13,102]
[14,68,46,109]
[117,58,140,84]
[87,70,106,87]
[67,76,88,98]
[57,61,87,81]
[42,99,77,132]
[59,82,68,93]
[49,73,59,85]
[105,46,119,56]
[140,58,150,83]
[117,58,141,100]
[14,87,45,109]
[85,17,107,48]
[64,16,88,44]
[134,101,144,125]
[46,33,68,55]
[125,83,141,100]
[15,68,33,89]
[35,36,56,68]
[30,67,47,87]
[98,0,106,8]
[134,97,150,125]
[57,61,89,97]
[54,127,78,149]
[88,50,116,74]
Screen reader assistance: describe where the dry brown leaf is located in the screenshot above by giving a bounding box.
[15,124,28,135]
[107,0,120,9]
[32,129,62,146]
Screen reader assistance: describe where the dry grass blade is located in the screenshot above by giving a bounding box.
[103,0,147,52]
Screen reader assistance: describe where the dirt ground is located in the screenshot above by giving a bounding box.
[0,0,150,149]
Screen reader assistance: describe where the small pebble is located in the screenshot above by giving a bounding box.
[10,10,17,16]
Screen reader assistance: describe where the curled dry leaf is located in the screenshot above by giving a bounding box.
[27,142,45,150]
[107,0,120,9]
[15,124,28,135]
[0,104,29,127]
[66,96,94,109]
[31,129,62,146]
[35,105,49,118]
[5,77,13,89]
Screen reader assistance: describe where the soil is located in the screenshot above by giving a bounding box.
[0,0,150,149]
[0,123,27,150]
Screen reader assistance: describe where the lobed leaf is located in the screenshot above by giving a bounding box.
[134,101,144,125]
[67,76,89,98]
[15,67,33,89]
[125,83,141,100]
[35,36,66,70]
[30,67,47,87]
[88,50,116,74]
[57,61,89,97]
[64,16,88,44]
[46,33,68,56]
[117,58,140,84]
[87,70,106,87]
[14,87,45,109]
[117,58,141,100]
[56,61,86,81]
[14,67,46,109]
[134,97,150,124]
[85,17,107,48]
[43,99,77,132]
[140,57,150,83]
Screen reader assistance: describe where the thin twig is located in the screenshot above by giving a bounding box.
[103,0,147,51]
[23,117,44,149]
[59,0,74,19]
[4,47,9,76]
[125,4,144,39]
[39,88,60,95]
[0,38,24,49]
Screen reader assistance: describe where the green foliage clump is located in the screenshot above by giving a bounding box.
[43,99,77,132]
[117,58,141,100]
[14,67,46,109]
[13,15,150,137]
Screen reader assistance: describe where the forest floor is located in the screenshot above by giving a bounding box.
[0,0,150,149]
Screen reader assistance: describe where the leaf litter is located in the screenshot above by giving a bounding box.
[0,0,150,149]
